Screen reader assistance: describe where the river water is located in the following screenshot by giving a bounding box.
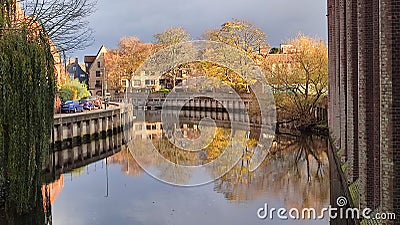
[42,109,330,225]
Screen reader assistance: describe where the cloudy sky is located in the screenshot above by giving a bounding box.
[74,0,327,60]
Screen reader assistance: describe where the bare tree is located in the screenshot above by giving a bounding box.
[23,0,97,53]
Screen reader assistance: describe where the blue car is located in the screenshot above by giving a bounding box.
[80,99,95,110]
[61,100,84,113]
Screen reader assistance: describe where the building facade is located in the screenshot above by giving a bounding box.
[327,0,399,223]
[85,45,108,96]
[66,58,88,85]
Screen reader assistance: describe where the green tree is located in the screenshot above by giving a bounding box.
[0,3,56,216]
[59,86,74,102]
[59,78,90,101]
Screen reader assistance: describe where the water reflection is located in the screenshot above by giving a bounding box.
[112,132,329,209]
[2,110,329,225]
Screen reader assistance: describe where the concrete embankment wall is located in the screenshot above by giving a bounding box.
[51,103,133,151]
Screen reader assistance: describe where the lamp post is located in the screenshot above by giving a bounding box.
[103,66,108,110]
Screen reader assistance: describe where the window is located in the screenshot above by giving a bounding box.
[146,124,157,130]
[135,124,142,131]
[133,80,141,86]
[96,71,100,77]
[97,61,100,68]
[145,80,155,85]
[95,80,101,88]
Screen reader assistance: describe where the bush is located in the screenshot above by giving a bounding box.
[158,88,171,93]
[59,79,90,101]
[59,87,74,102]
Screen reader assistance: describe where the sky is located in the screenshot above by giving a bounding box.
[73,0,327,61]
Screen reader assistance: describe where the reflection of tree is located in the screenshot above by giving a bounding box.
[270,134,326,181]
[108,146,144,177]
[0,186,51,225]
[204,128,230,162]
[213,134,329,211]
[127,137,193,185]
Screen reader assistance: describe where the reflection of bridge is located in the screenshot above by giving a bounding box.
[133,109,274,144]
[44,131,129,179]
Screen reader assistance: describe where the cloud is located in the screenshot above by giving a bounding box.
[74,0,327,60]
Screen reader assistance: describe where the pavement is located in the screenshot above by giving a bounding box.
[54,103,120,118]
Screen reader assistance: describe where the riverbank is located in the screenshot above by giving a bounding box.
[52,102,134,151]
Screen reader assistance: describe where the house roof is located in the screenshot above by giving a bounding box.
[84,45,108,64]
[84,56,96,63]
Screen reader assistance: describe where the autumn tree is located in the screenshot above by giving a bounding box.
[262,34,328,130]
[153,27,193,88]
[105,36,162,91]
[154,27,191,46]
[203,18,268,57]
[196,19,269,92]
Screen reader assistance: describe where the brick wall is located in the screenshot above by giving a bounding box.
[328,0,399,223]
[345,0,359,182]
[339,0,348,160]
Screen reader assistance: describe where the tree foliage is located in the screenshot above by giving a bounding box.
[154,27,191,46]
[0,1,56,215]
[153,27,192,87]
[195,62,249,92]
[105,36,162,90]
[59,78,90,101]
[59,87,74,102]
[203,18,268,57]
[0,9,55,217]
[262,34,328,128]
[196,19,268,92]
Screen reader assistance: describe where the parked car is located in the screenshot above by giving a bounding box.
[84,96,102,109]
[61,100,84,113]
[80,99,95,110]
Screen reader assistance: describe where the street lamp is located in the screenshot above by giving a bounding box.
[101,66,107,110]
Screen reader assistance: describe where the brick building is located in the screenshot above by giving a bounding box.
[84,45,108,96]
[327,0,399,223]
